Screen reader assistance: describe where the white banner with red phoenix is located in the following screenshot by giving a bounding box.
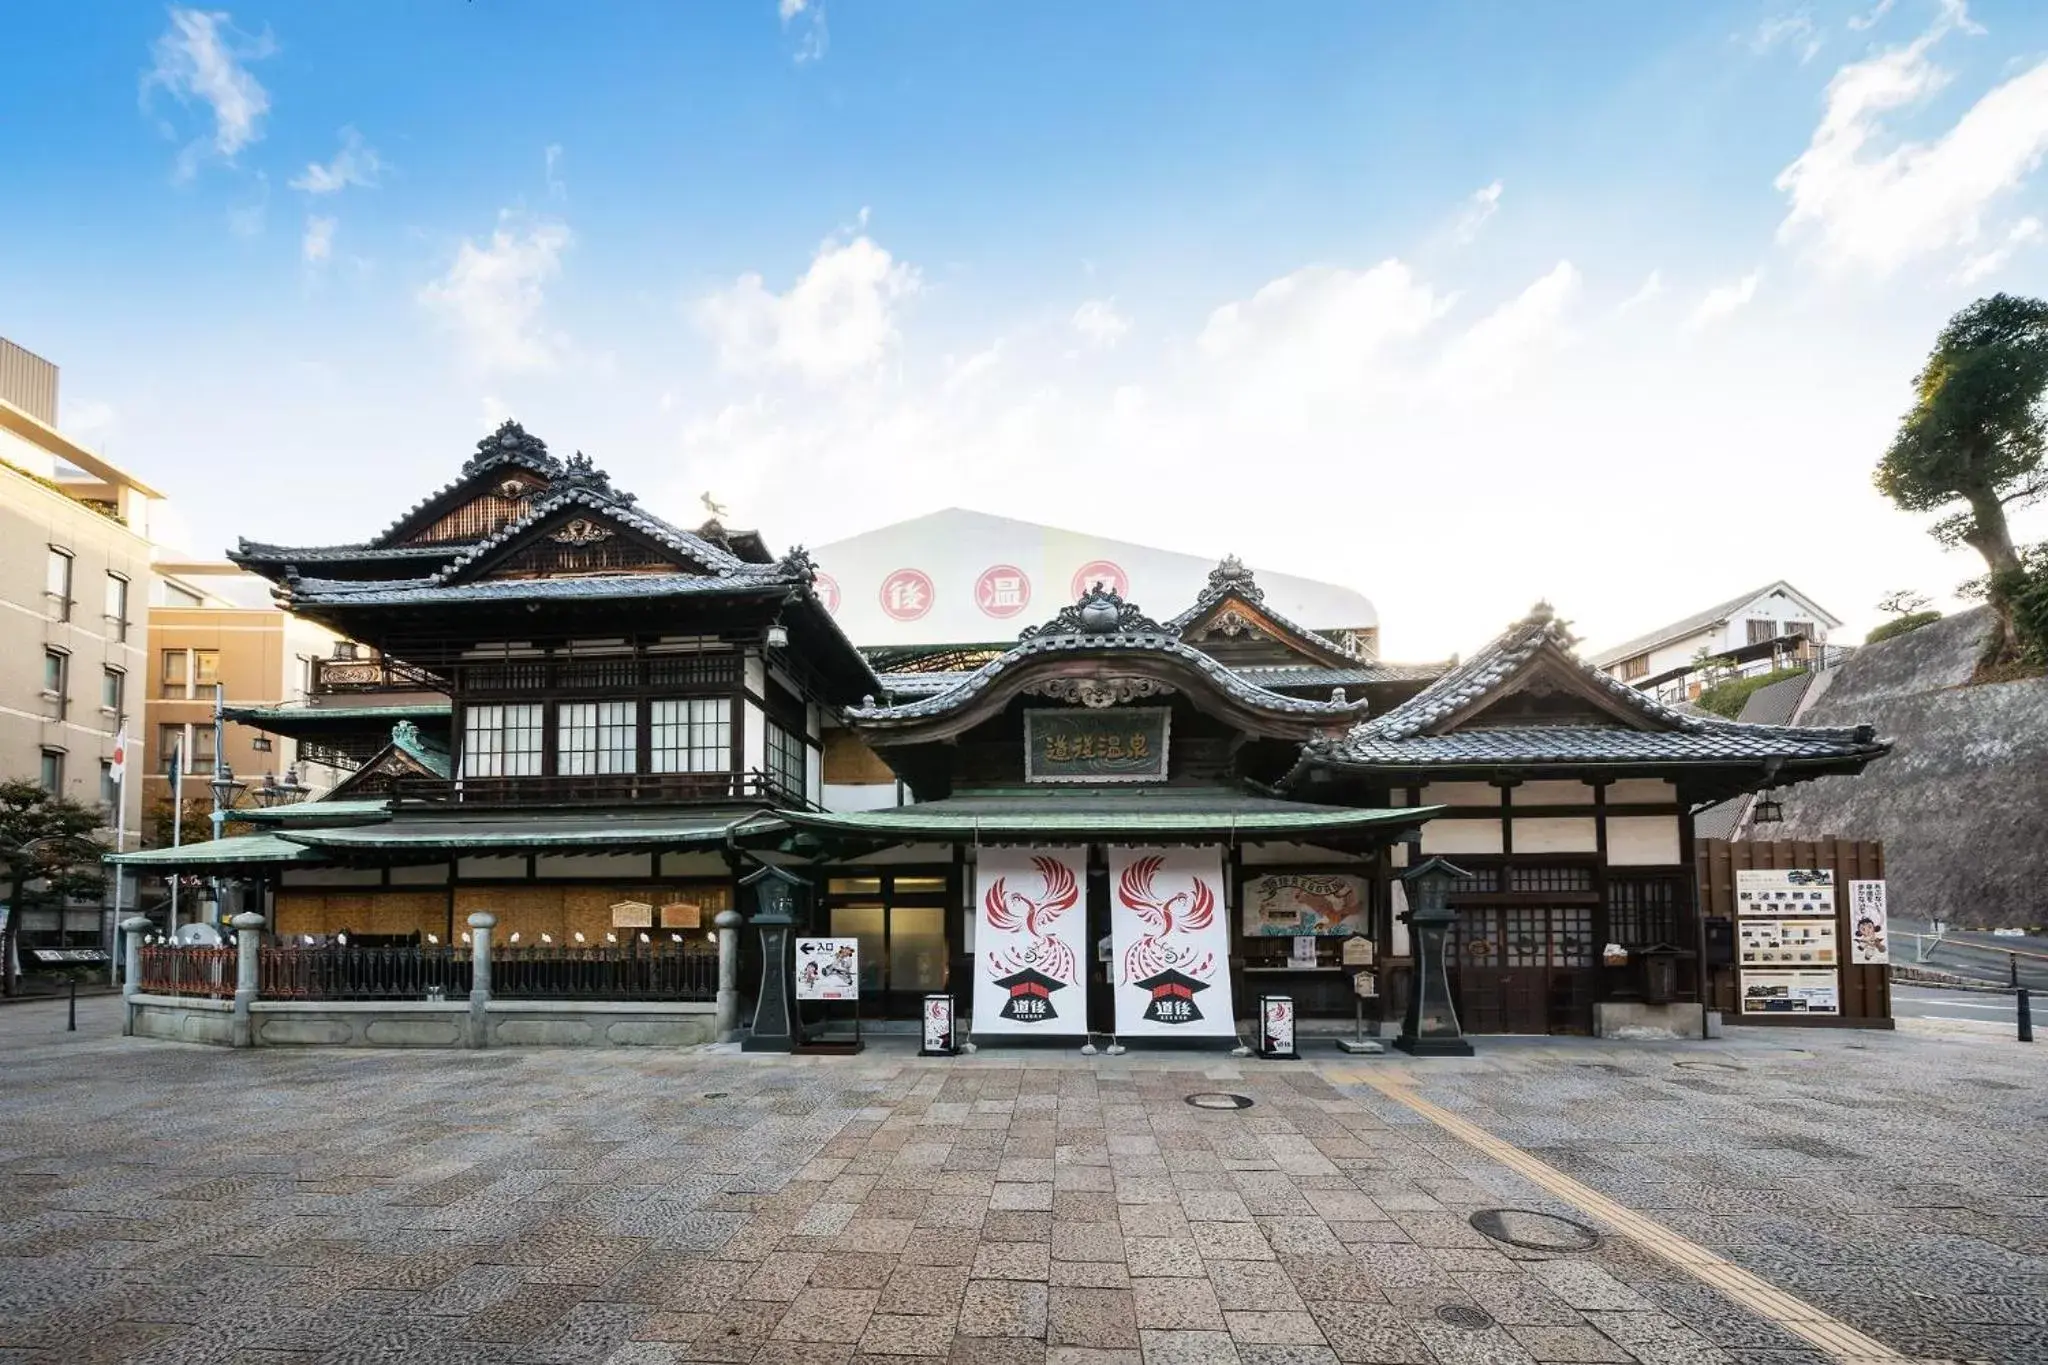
[973,849,1088,1034]
[1109,847,1236,1037]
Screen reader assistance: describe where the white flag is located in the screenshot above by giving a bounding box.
[108,726,129,786]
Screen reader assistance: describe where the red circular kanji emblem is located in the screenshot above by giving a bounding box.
[879,568,935,622]
[1071,560,1128,599]
[813,573,841,615]
[975,565,1032,619]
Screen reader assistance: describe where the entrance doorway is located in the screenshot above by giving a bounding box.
[824,872,951,1018]
[1450,905,1596,1034]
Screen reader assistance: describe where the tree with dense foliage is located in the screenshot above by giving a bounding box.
[1876,294,2048,659]
[0,781,107,996]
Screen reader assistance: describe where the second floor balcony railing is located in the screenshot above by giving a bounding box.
[388,769,811,809]
[310,655,443,695]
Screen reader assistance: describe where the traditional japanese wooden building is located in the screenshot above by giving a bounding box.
[112,425,1888,1041]
[116,421,875,947]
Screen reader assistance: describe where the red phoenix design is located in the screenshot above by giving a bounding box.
[984,856,1082,984]
[1117,855,1216,985]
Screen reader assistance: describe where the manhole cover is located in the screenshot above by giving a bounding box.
[1673,1060,1745,1072]
[1435,1304,1497,1331]
[1185,1093,1254,1110]
[1468,1208,1603,1253]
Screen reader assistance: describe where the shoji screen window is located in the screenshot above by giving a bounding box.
[557,701,637,775]
[649,698,730,773]
[463,703,543,778]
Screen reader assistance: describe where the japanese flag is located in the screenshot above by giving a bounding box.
[108,726,130,786]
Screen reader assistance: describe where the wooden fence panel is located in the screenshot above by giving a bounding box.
[1696,837,1890,1027]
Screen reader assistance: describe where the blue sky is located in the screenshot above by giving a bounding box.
[4,0,2047,656]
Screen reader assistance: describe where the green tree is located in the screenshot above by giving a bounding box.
[0,781,107,997]
[1876,294,2048,658]
[147,794,216,849]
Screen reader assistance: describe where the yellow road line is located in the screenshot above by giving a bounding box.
[1349,1070,1917,1365]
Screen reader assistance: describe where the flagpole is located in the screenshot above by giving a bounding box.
[169,740,182,934]
[109,727,127,986]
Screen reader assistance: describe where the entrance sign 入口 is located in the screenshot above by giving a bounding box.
[1024,708,1169,783]
[973,849,1089,1033]
[795,937,860,1001]
[1243,873,1368,937]
[1848,880,1889,965]
[1108,846,1236,1037]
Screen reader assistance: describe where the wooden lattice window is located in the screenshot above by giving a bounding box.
[1609,875,1681,947]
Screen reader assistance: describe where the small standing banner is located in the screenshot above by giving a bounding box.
[1259,995,1299,1060]
[921,994,957,1056]
[1848,880,1890,965]
[794,935,863,1054]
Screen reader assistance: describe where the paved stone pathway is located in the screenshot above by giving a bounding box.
[0,998,2038,1364]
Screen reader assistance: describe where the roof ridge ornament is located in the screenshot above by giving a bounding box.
[1020,584,1167,640]
[462,420,558,477]
[1198,554,1265,606]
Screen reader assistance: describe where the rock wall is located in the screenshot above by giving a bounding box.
[1769,608,2047,929]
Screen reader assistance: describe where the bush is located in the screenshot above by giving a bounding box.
[1865,610,1943,645]
[1693,666,1808,720]
[1999,547,2048,665]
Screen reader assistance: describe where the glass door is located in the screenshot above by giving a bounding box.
[825,872,954,1018]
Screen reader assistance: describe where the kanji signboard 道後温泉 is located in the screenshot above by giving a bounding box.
[1024,707,1169,783]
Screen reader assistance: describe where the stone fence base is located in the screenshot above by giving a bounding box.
[127,995,717,1049]
[1592,1001,1705,1040]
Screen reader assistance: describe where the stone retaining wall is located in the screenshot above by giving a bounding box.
[129,995,716,1049]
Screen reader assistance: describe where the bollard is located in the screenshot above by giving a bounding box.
[231,912,265,1048]
[68,975,77,1032]
[119,916,151,1038]
[2020,988,2034,1044]
[714,908,743,1044]
[2012,952,2020,989]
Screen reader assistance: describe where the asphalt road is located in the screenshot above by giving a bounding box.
[1890,919,2048,992]
[1891,983,2037,1030]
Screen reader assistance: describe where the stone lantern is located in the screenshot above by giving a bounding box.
[1396,858,1475,1057]
[740,864,808,1053]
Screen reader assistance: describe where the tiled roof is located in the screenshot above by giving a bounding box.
[775,788,1435,841]
[281,808,772,852]
[1164,556,1357,664]
[1234,663,1446,688]
[1320,723,1884,767]
[108,833,327,868]
[227,701,451,724]
[283,571,797,609]
[426,472,753,585]
[845,586,1368,724]
[1354,602,1695,741]
[367,419,564,547]
[232,542,464,565]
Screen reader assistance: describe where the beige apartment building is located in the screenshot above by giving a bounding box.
[0,390,156,843]
[142,565,345,826]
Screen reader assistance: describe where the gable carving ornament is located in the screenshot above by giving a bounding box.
[1022,676,1177,709]
[550,517,614,547]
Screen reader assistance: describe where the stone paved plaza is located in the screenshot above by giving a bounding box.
[0,998,2041,1365]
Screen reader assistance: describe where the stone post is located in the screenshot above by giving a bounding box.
[231,911,265,1049]
[467,912,495,1050]
[715,908,743,1043]
[120,916,151,1038]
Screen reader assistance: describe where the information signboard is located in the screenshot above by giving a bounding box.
[1848,880,1890,965]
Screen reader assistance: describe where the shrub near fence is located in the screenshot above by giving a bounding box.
[137,945,235,1000]
[493,943,718,1001]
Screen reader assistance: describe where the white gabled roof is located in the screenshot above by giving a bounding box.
[1588,580,1842,669]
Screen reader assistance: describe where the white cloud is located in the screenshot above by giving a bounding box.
[1750,12,1822,63]
[944,344,1002,392]
[1071,299,1131,349]
[290,127,382,194]
[1433,261,1580,394]
[695,231,919,384]
[1617,270,1664,313]
[302,215,336,264]
[142,8,275,178]
[418,214,574,374]
[1847,0,1894,32]
[1775,2,2048,274]
[1958,215,2044,282]
[1689,271,1761,329]
[545,144,566,199]
[1453,181,1504,244]
[781,0,828,63]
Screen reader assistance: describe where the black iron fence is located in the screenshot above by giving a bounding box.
[137,945,235,999]
[260,944,472,1001]
[249,941,716,1002]
[493,943,718,1001]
